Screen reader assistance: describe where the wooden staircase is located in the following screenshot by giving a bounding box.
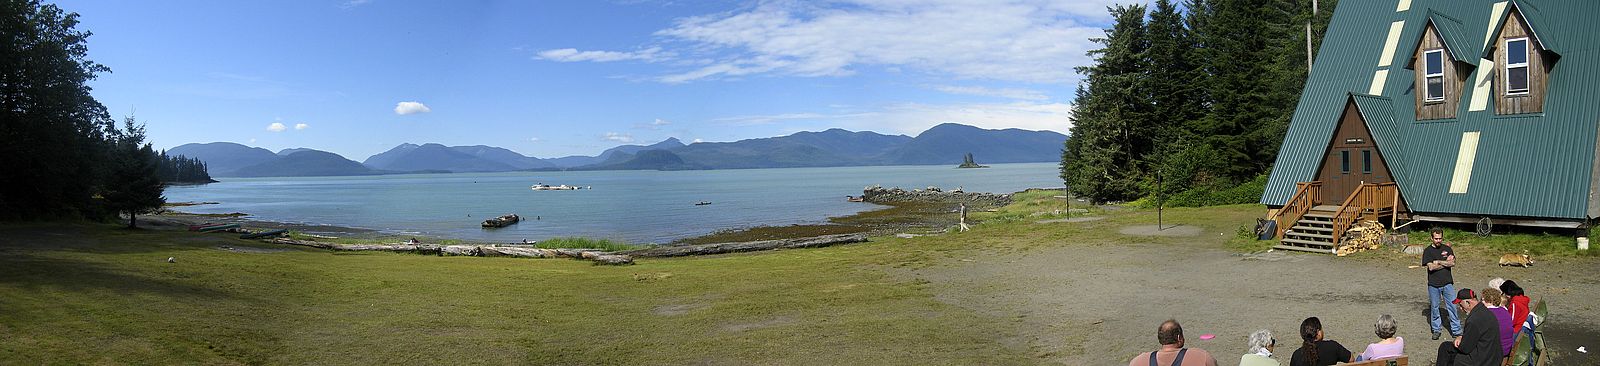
[1269,181,1400,254]
[1279,205,1339,253]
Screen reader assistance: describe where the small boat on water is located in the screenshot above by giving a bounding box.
[531,184,587,191]
[846,196,865,202]
[695,201,712,206]
[482,214,521,228]
[239,229,287,239]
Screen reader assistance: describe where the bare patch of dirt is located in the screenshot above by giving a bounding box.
[652,303,708,317]
[1118,224,1204,236]
[720,315,797,333]
[1035,217,1105,224]
[895,240,1600,365]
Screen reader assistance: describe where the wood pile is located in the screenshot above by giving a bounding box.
[1335,221,1387,257]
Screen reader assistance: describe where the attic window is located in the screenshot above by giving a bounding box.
[1505,37,1529,95]
[1424,49,1445,102]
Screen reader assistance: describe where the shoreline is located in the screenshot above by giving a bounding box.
[152,187,1047,245]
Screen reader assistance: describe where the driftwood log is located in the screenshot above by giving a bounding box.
[619,233,869,258]
[269,238,628,264]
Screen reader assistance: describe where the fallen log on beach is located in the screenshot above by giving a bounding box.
[619,233,869,258]
[268,238,629,264]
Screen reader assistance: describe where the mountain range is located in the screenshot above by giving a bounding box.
[167,123,1067,178]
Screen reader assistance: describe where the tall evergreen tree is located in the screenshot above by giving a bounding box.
[102,116,164,228]
[0,0,115,220]
[1063,4,1150,203]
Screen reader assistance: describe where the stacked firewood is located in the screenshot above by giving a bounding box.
[1336,221,1387,257]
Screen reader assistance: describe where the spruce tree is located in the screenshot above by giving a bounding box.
[1063,4,1150,203]
[103,117,164,228]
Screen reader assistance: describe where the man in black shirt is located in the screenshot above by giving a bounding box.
[1435,289,1504,366]
[1423,229,1459,340]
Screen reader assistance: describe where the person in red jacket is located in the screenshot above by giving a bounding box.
[1500,280,1532,335]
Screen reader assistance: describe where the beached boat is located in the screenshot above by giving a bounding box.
[239,229,287,239]
[482,214,520,228]
[531,184,585,191]
[196,223,240,233]
[846,196,865,202]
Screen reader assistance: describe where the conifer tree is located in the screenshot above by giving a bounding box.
[103,117,164,228]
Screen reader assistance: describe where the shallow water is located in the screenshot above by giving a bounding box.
[166,163,1062,243]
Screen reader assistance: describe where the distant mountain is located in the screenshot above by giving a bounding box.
[362,143,518,172]
[571,123,1063,171]
[579,149,699,171]
[880,123,1067,165]
[167,142,281,177]
[234,150,377,177]
[547,138,687,168]
[450,145,553,170]
[277,148,315,156]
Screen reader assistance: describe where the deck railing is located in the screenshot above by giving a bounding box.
[1271,181,1321,240]
[1329,182,1398,247]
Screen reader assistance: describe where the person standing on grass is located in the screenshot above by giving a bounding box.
[1436,288,1503,366]
[1424,229,1460,340]
[1127,319,1219,366]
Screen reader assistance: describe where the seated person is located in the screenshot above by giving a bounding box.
[1127,319,1219,366]
[1241,329,1279,366]
[1481,288,1515,355]
[1291,317,1353,366]
[1357,314,1404,361]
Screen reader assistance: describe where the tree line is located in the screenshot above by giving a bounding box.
[157,152,215,184]
[1,0,170,226]
[1061,0,1336,205]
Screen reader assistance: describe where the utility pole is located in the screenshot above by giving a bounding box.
[1306,0,1318,73]
[1157,169,1164,231]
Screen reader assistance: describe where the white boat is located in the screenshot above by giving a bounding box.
[531,184,585,191]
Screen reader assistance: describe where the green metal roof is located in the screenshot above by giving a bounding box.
[1263,0,1600,220]
[1425,10,1477,63]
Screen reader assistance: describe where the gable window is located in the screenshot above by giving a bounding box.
[1505,37,1529,95]
[1340,151,1350,173]
[1424,49,1445,102]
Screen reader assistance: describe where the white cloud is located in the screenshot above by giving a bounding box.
[933,85,1050,101]
[394,101,431,115]
[529,137,542,142]
[652,118,671,126]
[634,118,674,130]
[692,138,705,143]
[543,0,1115,84]
[602,132,636,143]
[537,47,666,62]
[294,123,309,130]
[249,138,257,143]
[340,0,372,9]
[267,122,287,132]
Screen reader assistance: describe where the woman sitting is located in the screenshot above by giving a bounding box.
[1356,314,1404,361]
[1482,288,1516,356]
[1501,280,1532,336]
[1240,329,1279,366]
[1291,317,1353,366]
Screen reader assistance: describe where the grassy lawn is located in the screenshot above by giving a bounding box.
[0,223,1030,365]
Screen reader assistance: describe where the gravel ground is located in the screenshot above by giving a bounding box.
[900,234,1600,365]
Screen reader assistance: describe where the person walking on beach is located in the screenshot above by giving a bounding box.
[1127,319,1219,366]
[1424,229,1460,340]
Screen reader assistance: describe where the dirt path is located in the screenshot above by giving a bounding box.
[900,231,1600,365]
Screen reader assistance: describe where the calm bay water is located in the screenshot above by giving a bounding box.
[165,163,1062,243]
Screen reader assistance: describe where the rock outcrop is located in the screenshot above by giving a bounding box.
[859,185,1011,207]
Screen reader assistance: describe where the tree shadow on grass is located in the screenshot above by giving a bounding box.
[0,251,240,302]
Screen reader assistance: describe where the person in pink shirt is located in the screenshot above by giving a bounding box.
[1357,314,1404,361]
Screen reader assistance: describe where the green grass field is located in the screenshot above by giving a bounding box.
[2,196,1590,365]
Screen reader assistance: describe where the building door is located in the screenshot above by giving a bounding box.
[1315,101,1395,205]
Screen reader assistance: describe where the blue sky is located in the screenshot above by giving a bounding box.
[62,0,1120,160]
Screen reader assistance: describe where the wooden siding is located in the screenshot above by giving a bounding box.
[1494,8,1547,115]
[1412,24,1464,120]
[1317,101,1406,214]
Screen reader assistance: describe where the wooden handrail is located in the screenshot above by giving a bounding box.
[1330,182,1398,247]
[1271,181,1322,240]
